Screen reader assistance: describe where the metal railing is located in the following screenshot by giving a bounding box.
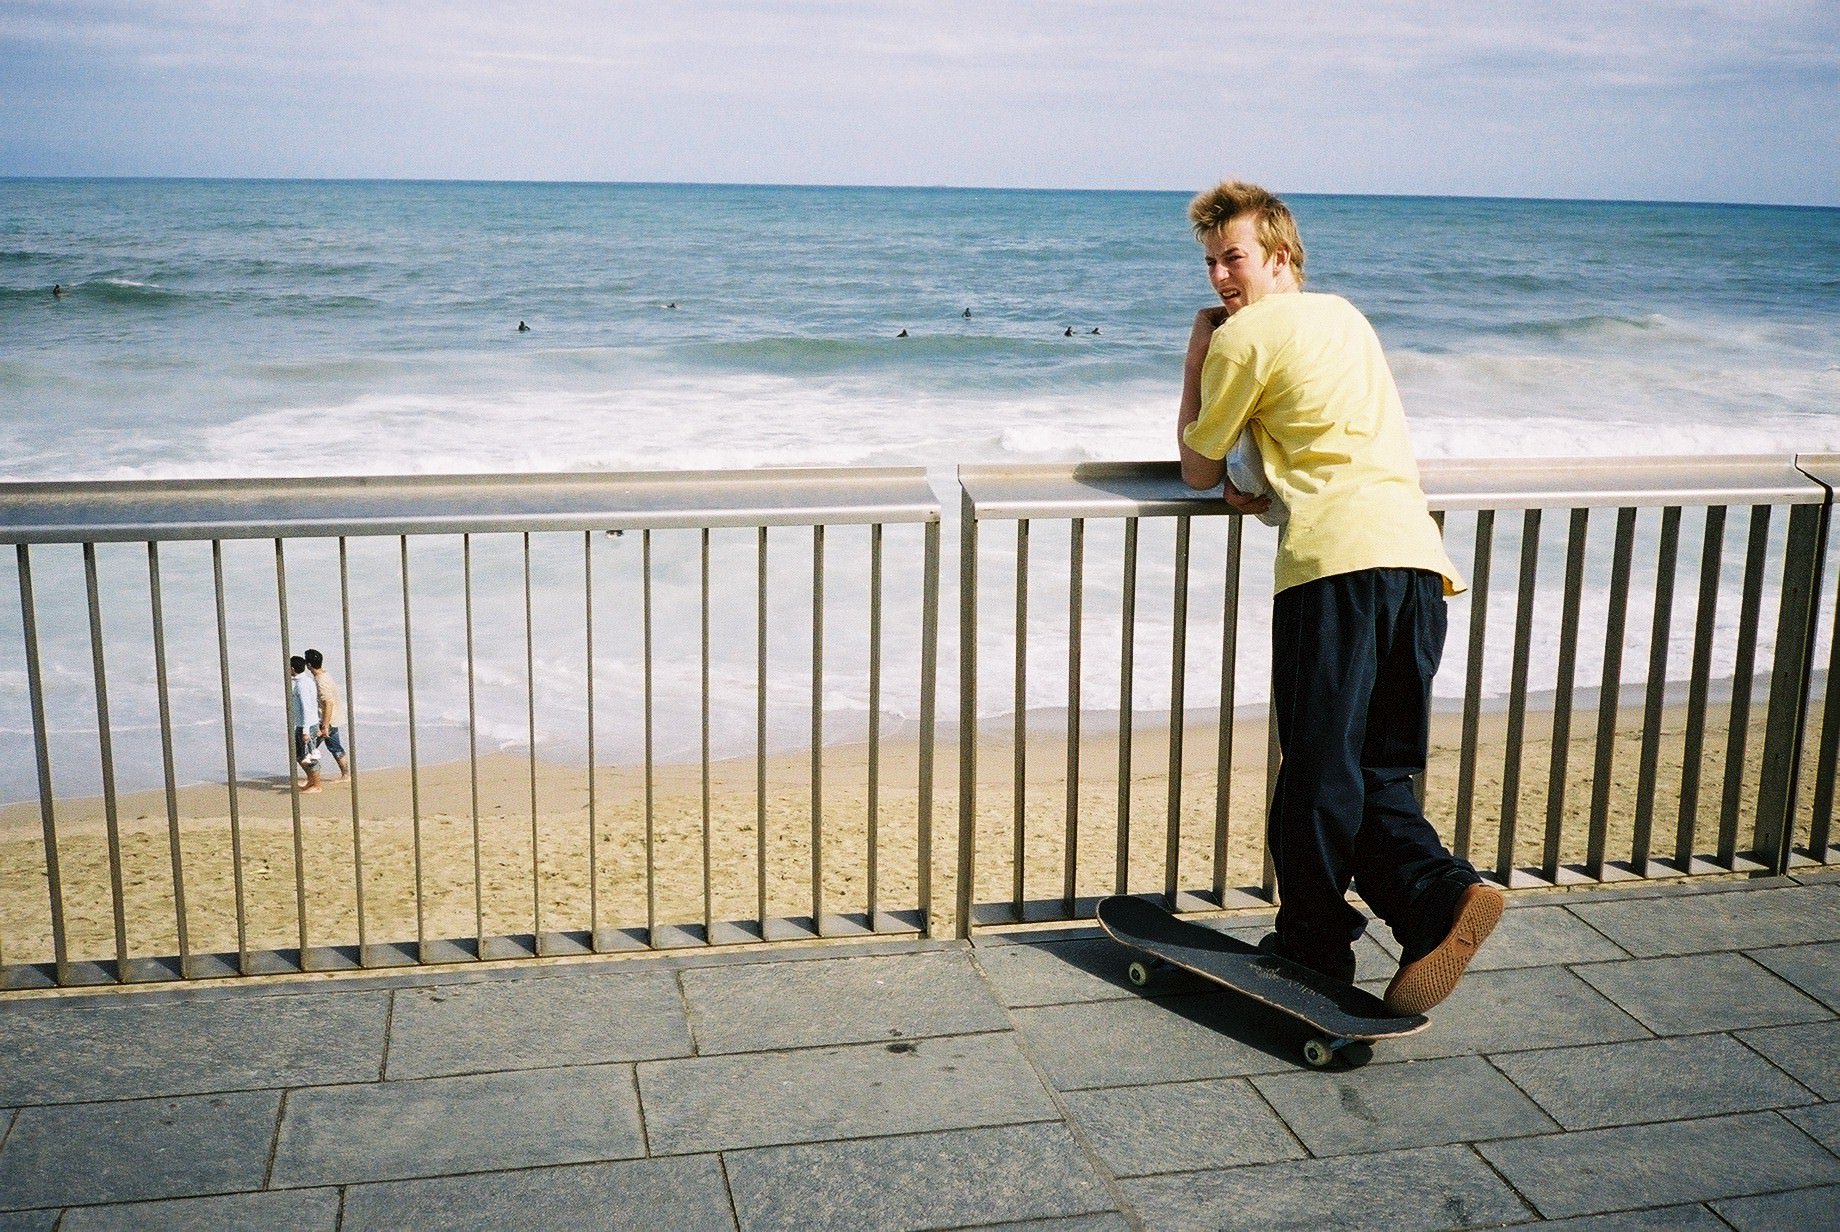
[955,454,1836,934]
[0,469,942,987]
[2,454,1835,986]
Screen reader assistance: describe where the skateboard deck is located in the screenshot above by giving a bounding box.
[1096,895,1429,1067]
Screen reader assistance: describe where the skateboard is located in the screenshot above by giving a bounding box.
[1096,895,1429,1069]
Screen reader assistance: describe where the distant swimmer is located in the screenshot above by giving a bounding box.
[897,329,909,338]
[1063,326,1073,337]
[665,302,679,309]
[963,307,972,317]
[517,320,530,332]
[1090,327,1101,335]
[52,284,64,299]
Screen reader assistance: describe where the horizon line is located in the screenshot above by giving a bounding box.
[2,173,1834,213]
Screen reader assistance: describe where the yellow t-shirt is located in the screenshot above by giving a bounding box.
[1182,291,1465,597]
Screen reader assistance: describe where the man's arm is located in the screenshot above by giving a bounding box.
[1177,309,1271,516]
[1177,308,1227,490]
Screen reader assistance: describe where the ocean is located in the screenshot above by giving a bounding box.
[3,179,1838,802]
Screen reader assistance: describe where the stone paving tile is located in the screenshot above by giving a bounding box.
[1477,1110,1840,1219]
[681,950,1008,1053]
[971,935,1163,1008]
[1058,1078,1303,1176]
[960,1216,1131,1232]
[385,969,690,1079]
[722,1122,1114,1232]
[1737,1020,1840,1100]
[1490,1034,1819,1129]
[1007,993,1287,1089]
[340,1156,735,1231]
[1568,882,1840,957]
[1521,1206,1726,1230]
[1751,941,1840,1011]
[270,1063,643,1187]
[57,1188,341,1231]
[1463,904,1632,971]
[0,1214,55,1232]
[1782,1100,1840,1153]
[1713,1184,1840,1231]
[639,1032,1056,1154]
[0,1091,280,1212]
[1250,1054,1557,1155]
[1383,965,1649,1061]
[0,991,387,1106]
[1572,953,1831,1035]
[1120,1143,1530,1232]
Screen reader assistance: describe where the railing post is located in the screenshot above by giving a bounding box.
[1755,499,1829,872]
[956,485,978,938]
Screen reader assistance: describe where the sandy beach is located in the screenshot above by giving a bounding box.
[0,689,1803,974]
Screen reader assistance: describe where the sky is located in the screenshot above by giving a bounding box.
[2,1,1837,205]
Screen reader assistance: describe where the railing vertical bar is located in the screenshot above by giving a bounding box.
[811,523,826,932]
[643,529,657,941]
[146,542,190,976]
[1165,516,1191,907]
[1212,518,1242,902]
[867,523,883,923]
[756,527,769,932]
[523,533,542,952]
[400,535,424,956]
[18,545,70,981]
[701,527,713,940]
[1454,510,1495,863]
[1497,509,1542,883]
[1632,507,1681,872]
[1587,508,1638,878]
[1716,506,1771,867]
[83,542,128,976]
[1063,518,1085,915]
[957,489,978,938]
[275,539,308,966]
[1012,519,1029,919]
[464,534,483,951]
[1115,518,1139,896]
[1757,501,1825,873]
[339,537,366,961]
[1676,505,1727,870]
[1542,508,1590,883]
[209,541,247,971]
[584,532,599,946]
[918,520,940,935]
[1797,507,1838,862]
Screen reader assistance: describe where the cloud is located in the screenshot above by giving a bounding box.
[1,0,1835,202]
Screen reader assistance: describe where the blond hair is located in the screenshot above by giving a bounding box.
[1188,180,1307,287]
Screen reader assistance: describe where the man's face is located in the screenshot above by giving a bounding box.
[1203,214,1290,315]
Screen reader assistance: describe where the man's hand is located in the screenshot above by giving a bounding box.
[1222,479,1271,517]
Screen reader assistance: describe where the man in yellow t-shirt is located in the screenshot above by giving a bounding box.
[1176,180,1502,1016]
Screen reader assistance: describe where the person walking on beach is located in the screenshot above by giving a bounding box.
[289,655,323,794]
[1175,180,1503,1015]
[303,647,350,782]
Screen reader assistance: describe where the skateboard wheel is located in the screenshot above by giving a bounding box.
[1302,1037,1335,1068]
[1127,961,1153,987]
[1340,1041,1374,1068]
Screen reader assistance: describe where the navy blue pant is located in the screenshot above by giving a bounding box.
[1269,567,1473,963]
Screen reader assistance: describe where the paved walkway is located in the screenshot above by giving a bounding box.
[2,870,1839,1230]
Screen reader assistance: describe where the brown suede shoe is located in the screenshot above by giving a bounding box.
[1383,883,1504,1015]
